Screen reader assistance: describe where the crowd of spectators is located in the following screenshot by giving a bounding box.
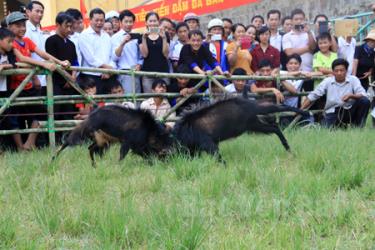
[0,1,373,150]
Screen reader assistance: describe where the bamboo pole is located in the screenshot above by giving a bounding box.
[161,77,207,121]
[210,76,230,93]
[2,92,314,107]
[55,67,97,105]
[0,68,37,75]
[0,127,73,135]
[208,76,213,103]
[0,69,36,116]
[39,120,83,127]
[130,68,137,106]
[46,72,56,149]
[68,66,326,81]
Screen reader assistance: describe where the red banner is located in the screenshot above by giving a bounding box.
[42,0,259,31]
[131,0,259,28]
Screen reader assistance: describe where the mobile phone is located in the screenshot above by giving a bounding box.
[240,36,251,50]
[129,33,142,40]
[294,24,304,31]
[211,34,222,41]
[318,21,329,35]
[148,27,160,34]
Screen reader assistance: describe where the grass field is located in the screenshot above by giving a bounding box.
[0,128,375,249]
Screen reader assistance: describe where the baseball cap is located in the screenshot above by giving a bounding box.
[6,11,28,25]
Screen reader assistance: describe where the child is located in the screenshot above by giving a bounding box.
[225,68,247,94]
[104,78,135,109]
[250,59,284,104]
[281,54,323,108]
[313,32,338,79]
[0,28,16,149]
[74,77,104,120]
[141,79,176,129]
[0,28,16,98]
[168,64,200,114]
[6,11,70,150]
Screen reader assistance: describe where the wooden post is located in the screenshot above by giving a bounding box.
[46,71,56,149]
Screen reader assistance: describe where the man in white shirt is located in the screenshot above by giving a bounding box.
[111,10,142,93]
[66,8,84,66]
[337,36,356,75]
[267,9,282,52]
[282,8,316,91]
[301,59,370,128]
[25,1,47,92]
[78,8,114,94]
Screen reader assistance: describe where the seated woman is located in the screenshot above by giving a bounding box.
[140,79,176,129]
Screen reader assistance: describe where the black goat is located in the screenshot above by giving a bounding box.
[52,105,172,166]
[172,97,307,162]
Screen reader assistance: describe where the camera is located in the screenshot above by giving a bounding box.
[148,27,160,34]
[211,34,222,41]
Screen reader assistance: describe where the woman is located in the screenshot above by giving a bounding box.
[352,31,375,90]
[140,12,170,93]
[245,24,258,52]
[226,23,253,75]
[250,26,280,75]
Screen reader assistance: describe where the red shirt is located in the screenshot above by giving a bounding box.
[255,80,276,88]
[11,38,37,90]
[75,102,105,109]
[250,44,280,72]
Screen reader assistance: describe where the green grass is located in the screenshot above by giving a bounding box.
[1,128,375,249]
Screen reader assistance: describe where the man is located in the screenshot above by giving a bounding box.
[251,15,264,31]
[250,59,293,104]
[225,68,247,93]
[160,17,174,40]
[66,8,83,66]
[25,1,47,93]
[282,8,316,91]
[178,30,229,91]
[222,18,233,41]
[281,16,293,34]
[111,10,143,93]
[78,8,114,94]
[45,12,78,120]
[301,59,370,128]
[106,11,120,34]
[267,9,282,52]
